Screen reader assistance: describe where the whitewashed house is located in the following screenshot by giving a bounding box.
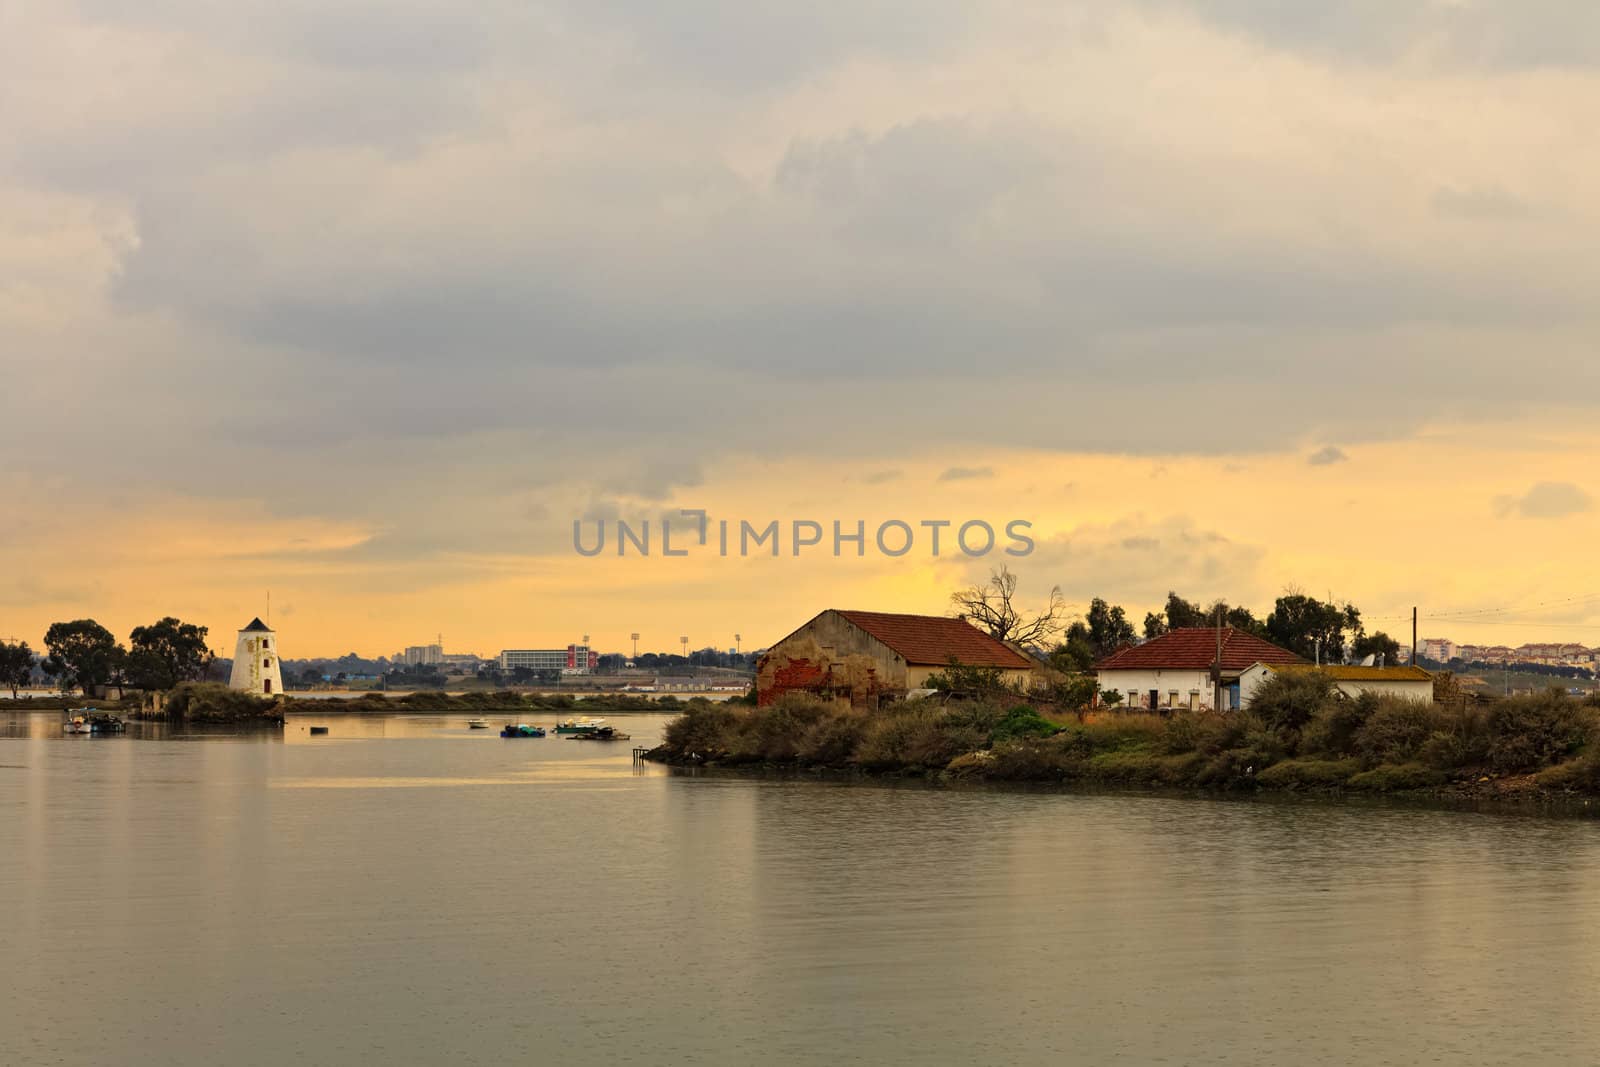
[1095,627,1304,711]
[1240,662,1433,705]
[229,617,285,696]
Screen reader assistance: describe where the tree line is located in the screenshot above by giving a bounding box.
[953,569,1406,671]
[0,617,214,696]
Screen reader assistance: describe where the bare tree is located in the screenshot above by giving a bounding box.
[950,566,1067,648]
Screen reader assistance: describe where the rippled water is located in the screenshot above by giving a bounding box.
[4,710,1600,1065]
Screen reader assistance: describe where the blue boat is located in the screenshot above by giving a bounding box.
[500,723,546,738]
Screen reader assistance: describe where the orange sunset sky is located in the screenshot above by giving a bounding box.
[5,3,1600,657]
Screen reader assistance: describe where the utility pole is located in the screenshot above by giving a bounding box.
[1411,607,1417,666]
[1212,605,1225,712]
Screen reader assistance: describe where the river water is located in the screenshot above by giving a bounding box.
[4,710,1600,1065]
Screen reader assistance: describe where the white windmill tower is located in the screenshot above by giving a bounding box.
[229,617,285,696]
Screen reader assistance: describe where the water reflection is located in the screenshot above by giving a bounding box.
[6,712,1600,1066]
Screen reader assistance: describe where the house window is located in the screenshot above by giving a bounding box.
[263,657,272,668]
[1127,690,1139,708]
[1168,690,1179,707]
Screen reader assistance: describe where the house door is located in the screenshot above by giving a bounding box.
[1148,690,1159,711]
[264,678,272,694]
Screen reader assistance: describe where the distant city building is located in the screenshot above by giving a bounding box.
[498,645,599,674]
[1419,638,1457,662]
[229,617,284,696]
[439,653,482,672]
[401,644,444,666]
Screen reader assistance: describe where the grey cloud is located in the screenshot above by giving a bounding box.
[6,0,1600,528]
[600,460,705,501]
[545,0,973,89]
[1433,186,1535,221]
[1307,446,1349,467]
[1137,1,1600,69]
[860,470,903,485]
[1494,482,1593,519]
[937,466,995,482]
[1009,516,1270,614]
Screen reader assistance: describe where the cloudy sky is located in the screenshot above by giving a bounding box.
[4,0,1599,656]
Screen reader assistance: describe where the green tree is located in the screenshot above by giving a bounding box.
[126,617,214,690]
[1219,603,1269,639]
[1142,612,1168,639]
[1163,592,1210,629]
[1047,672,1100,709]
[1265,593,1363,663]
[1052,623,1097,672]
[926,659,1011,696]
[43,620,125,694]
[0,640,36,698]
[1353,630,1402,666]
[1085,598,1136,659]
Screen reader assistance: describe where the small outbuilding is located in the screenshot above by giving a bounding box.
[757,610,1039,707]
[1240,662,1433,705]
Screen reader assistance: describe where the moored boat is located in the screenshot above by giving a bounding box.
[63,708,124,733]
[554,717,607,734]
[467,718,490,729]
[565,725,631,741]
[501,723,547,737]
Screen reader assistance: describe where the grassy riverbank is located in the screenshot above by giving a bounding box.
[646,676,1600,802]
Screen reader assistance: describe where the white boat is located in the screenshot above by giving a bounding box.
[555,717,607,734]
[62,713,92,734]
[467,718,490,729]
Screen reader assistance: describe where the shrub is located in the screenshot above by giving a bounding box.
[1078,713,1167,752]
[1300,692,1378,758]
[855,705,987,771]
[1346,763,1448,791]
[164,682,278,722]
[1354,700,1445,765]
[1161,711,1230,755]
[1250,671,1338,739]
[1255,758,1363,790]
[1486,690,1596,773]
[1535,757,1600,792]
[1415,703,1490,770]
[796,710,869,764]
[661,703,741,759]
[1191,719,1287,788]
[991,705,1063,744]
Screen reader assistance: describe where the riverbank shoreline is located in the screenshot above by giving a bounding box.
[643,752,1600,816]
[644,681,1600,813]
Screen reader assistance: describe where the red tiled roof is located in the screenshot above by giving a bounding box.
[836,611,1034,669]
[1095,627,1304,671]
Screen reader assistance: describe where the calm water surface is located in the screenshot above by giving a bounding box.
[4,710,1600,1065]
